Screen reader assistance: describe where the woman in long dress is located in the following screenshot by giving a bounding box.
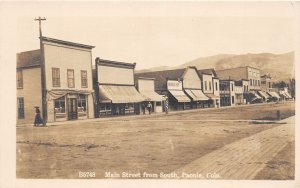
[34,107,44,126]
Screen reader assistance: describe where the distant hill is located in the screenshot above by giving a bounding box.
[136,52,294,82]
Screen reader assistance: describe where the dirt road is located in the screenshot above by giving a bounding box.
[16,102,295,179]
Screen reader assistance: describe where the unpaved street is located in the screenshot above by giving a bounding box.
[16,102,295,179]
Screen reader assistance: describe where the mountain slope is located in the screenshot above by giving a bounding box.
[137,52,294,82]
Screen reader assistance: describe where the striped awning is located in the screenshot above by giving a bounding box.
[99,85,146,103]
[258,91,270,99]
[267,91,280,99]
[185,89,209,101]
[169,90,191,103]
[139,90,165,102]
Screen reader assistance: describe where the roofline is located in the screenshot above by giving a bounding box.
[135,68,185,75]
[137,77,155,80]
[216,66,260,72]
[17,64,41,70]
[96,57,136,69]
[41,36,95,49]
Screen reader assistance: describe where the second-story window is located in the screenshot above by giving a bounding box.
[17,70,23,89]
[209,81,212,91]
[67,69,75,88]
[205,81,207,91]
[81,70,88,88]
[215,82,218,91]
[231,83,234,91]
[52,68,60,87]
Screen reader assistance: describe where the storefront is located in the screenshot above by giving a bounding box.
[136,77,165,113]
[257,90,271,102]
[47,89,94,121]
[244,91,263,104]
[184,89,209,108]
[167,80,191,111]
[95,58,146,117]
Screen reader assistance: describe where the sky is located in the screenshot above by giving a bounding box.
[0,1,299,70]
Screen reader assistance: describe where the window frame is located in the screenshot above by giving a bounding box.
[17,97,25,119]
[52,68,61,87]
[17,70,23,89]
[204,81,207,91]
[67,69,75,88]
[81,70,88,88]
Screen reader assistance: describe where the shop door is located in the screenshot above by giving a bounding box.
[68,98,78,120]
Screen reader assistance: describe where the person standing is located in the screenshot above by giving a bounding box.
[142,102,146,115]
[34,106,44,126]
[147,102,152,115]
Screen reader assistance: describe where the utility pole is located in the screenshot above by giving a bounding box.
[35,17,47,126]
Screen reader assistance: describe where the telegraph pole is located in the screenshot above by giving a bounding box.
[35,17,47,126]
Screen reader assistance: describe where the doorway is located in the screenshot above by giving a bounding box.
[68,98,78,120]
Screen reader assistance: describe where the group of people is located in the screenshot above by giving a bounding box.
[142,102,153,115]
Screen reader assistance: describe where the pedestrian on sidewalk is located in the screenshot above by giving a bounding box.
[147,102,152,115]
[142,102,146,115]
[34,106,44,127]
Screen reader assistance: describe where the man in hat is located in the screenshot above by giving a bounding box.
[34,106,44,126]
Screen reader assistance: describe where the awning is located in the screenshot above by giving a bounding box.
[267,91,280,99]
[169,90,191,103]
[139,90,165,101]
[185,89,209,101]
[284,92,292,99]
[250,91,262,99]
[205,93,220,100]
[99,85,146,103]
[258,91,270,99]
[47,89,93,100]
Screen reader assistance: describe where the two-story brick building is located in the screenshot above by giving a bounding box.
[17,37,95,125]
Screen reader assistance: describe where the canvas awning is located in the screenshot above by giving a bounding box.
[185,89,209,101]
[284,92,292,99]
[168,90,191,103]
[250,91,262,99]
[47,89,93,100]
[258,91,270,99]
[267,91,280,99]
[205,93,220,100]
[99,85,146,103]
[139,90,165,101]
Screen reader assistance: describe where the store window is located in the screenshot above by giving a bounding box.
[17,70,23,89]
[54,97,66,114]
[17,97,25,119]
[52,68,60,87]
[67,69,75,88]
[81,70,88,88]
[77,94,87,117]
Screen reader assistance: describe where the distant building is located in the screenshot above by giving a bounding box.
[216,66,267,104]
[17,37,95,125]
[216,66,261,91]
[197,69,220,108]
[135,77,165,113]
[94,58,146,117]
[219,80,235,106]
[135,67,212,111]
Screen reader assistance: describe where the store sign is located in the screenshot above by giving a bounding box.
[167,80,182,90]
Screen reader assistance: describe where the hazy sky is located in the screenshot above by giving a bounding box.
[1,1,299,70]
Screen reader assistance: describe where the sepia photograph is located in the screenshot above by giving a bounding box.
[0,1,300,188]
